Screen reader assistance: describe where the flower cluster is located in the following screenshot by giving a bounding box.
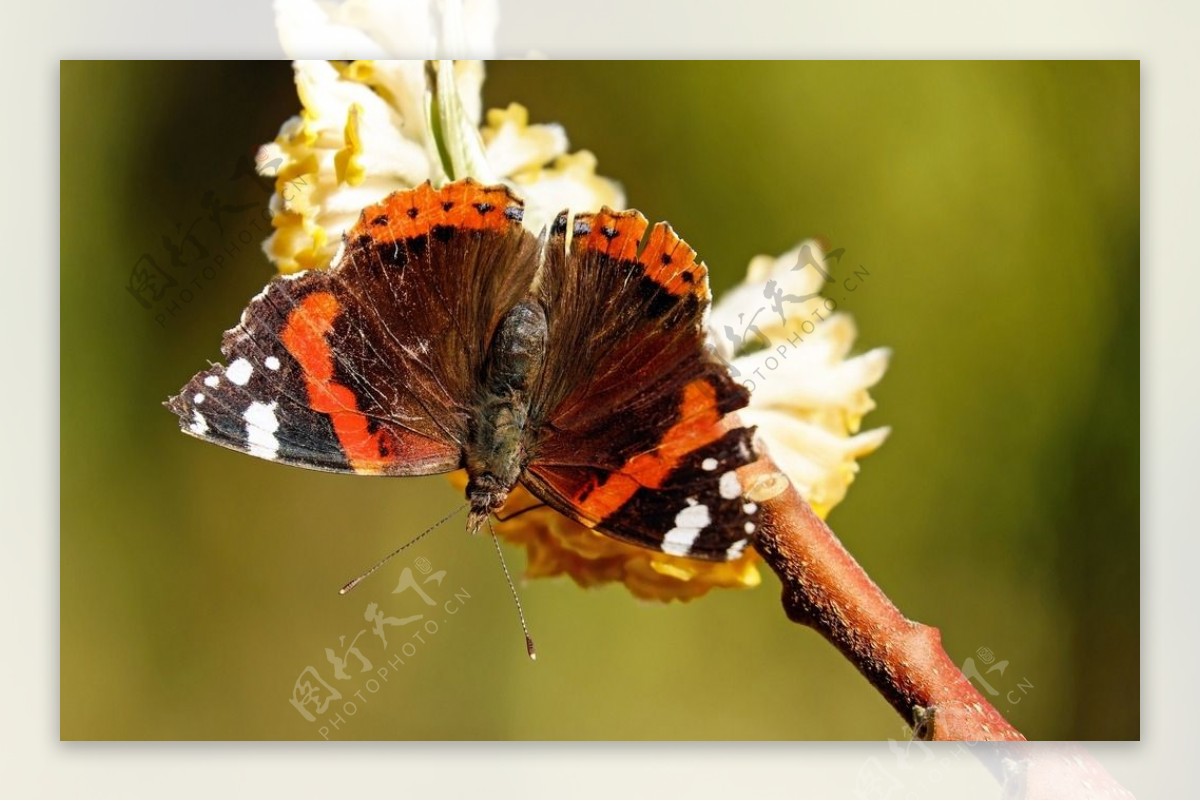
[708,242,891,520]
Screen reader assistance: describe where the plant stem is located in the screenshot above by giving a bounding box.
[751,468,1025,741]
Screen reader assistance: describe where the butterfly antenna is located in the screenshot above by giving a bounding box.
[487,516,537,661]
[339,503,466,595]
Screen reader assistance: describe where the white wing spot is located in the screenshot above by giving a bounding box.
[193,393,205,404]
[701,457,718,471]
[189,410,209,435]
[662,503,711,556]
[719,471,742,499]
[744,522,756,534]
[726,539,749,559]
[743,502,758,514]
[203,375,219,388]
[675,504,710,529]
[265,356,281,371]
[227,358,253,386]
[243,401,280,460]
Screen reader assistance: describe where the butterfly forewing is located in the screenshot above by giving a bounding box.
[167,181,540,476]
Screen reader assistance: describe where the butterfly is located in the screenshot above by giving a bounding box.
[166,180,762,564]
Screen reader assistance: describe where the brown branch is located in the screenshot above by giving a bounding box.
[750,461,1025,741]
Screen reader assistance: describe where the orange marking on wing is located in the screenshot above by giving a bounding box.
[348,179,522,243]
[280,291,398,474]
[578,208,648,262]
[572,379,727,520]
[638,221,705,297]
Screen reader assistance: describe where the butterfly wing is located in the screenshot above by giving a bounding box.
[166,180,540,475]
[523,209,763,561]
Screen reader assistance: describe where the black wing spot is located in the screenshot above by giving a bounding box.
[370,240,409,269]
[473,202,495,215]
[680,270,695,284]
[660,252,673,266]
[406,234,428,257]
[371,214,389,226]
[636,274,679,319]
[442,201,455,211]
[551,213,568,235]
[406,207,419,219]
[600,225,618,241]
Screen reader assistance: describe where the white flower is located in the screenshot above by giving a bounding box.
[708,241,890,517]
[256,58,623,273]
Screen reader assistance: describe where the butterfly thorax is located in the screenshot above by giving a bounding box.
[465,299,548,532]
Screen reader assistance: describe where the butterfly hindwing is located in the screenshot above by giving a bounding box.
[573,426,760,561]
[524,209,763,561]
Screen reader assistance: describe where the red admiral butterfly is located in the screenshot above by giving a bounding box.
[167,180,763,564]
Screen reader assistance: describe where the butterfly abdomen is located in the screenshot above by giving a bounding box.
[465,299,548,530]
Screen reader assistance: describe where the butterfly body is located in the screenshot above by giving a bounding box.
[465,299,548,531]
[168,180,764,563]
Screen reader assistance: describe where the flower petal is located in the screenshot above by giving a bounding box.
[733,322,890,421]
[708,239,834,356]
[743,407,891,516]
[482,103,569,178]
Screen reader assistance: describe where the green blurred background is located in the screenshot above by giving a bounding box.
[60,61,1138,740]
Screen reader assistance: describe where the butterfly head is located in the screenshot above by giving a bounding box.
[466,472,510,534]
